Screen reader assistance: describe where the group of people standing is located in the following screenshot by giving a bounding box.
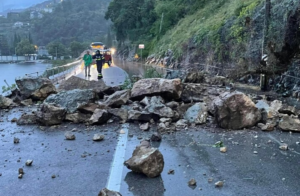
[83,50,110,80]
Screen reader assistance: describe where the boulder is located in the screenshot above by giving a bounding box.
[0,95,13,109]
[104,90,130,107]
[140,122,150,131]
[58,76,113,98]
[36,103,66,126]
[89,109,111,125]
[145,96,174,118]
[17,114,37,125]
[124,145,164,178]
[181,83,207,103]
[184,103,208,125]
[183,69,206,83]
[205,76,227,86]
[175,119,188,130]
[278,115,300,132]
[278,104,298,116]
[15,77,56,100]
[131,78,182,100]
[128,110,154,122]
[44,89,96,113]
[20,99,33,106]
[212,91,261,130]
[165,101,179,109]
[65,112,92,123]
[98,188,122,196]
[65,131,76,140]
[77,103,106,114]
[158,122,176,133]
[108,108,128,122]
[257,123,275,131]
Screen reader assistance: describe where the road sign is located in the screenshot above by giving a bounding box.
[139,44,145,49]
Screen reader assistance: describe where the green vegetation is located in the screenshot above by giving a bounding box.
[2,84,16,93]
[16,39,35,55]
[32,0,111,46]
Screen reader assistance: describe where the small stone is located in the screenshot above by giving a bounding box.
[220,147,227,153]
[71,128,77,132]
[129,134,134,137]
[151,132,162,142]
[120,129,126,134]
[168,169,174,174]
[279,144,288,151]
[14,137,20,144]
[137,136,143,140]
[25,160,33,166]
[65,131,76,140]
[296,142,300,145]
[188,178,197,186]
[18,174,23,179]
[51,175,56,178]
[11,118,18,122]
[18,168,24,174]
[0,173,2,176]
[140,122,150,131]
[215,181,224,187]
[108,119,114,123]
[93,134,105,141]
[253,151,258,154]
[208,178,213,182]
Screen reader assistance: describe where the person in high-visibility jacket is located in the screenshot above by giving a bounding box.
[92,50,105,79]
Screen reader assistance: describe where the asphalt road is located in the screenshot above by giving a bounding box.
[1,60,300,196]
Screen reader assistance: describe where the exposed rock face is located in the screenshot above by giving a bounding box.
[131,78,182,100]
[17,114,37,125]
[108,108,128,122]
[0,95,13,109]
[105,90,130,107]
[58,76,113,98]
[184,103,208,125]
[65,112,92,123]
[44,89,96,113]
[124,145,164,178]
[15,77,56,100]
[212,91,261,130]
[98,188,122,196]
[36,103,66,126]
[279,115,300,132]
[89,109,111,125]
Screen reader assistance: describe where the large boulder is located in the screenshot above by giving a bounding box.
[184,103,208,125]
[108,108,128,122]
[131,78,182,100]
[0,95,13,109]
[17,114,37,125]
[36,103,66,126]
[44,89,96,113]
[128,110,154,122]
[98,188,122,196]
[15,77,56,100]
[183,70,206,83]
[104,90,130,107]
[58,76,114,98]
[124,145,164,178]
[212,91,261,130]
[77,103,107,114]
[181,83,208,103]
[65,112,92,123]
[89,109,111,125]
[144,96,174,118]
[278,115,300,132]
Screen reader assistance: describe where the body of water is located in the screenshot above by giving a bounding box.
[0,62,51,93]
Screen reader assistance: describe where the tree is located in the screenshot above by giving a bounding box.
[16,39,35,56]
[47,41,67,58]
[28,32,33,44]
[70,41,86,57]
[0,34,11,55]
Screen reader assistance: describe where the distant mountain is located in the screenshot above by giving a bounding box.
[0,0,49,12]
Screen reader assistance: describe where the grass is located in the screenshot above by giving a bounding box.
[153,0,264,59]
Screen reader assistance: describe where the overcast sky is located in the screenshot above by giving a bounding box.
[0,0,46,11]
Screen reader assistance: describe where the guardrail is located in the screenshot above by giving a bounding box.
[43,60,82,84]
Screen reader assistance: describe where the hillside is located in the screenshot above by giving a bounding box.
[31,0,111,46]
[107,0,300,81]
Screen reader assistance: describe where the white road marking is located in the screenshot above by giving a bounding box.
[106,124,129,191]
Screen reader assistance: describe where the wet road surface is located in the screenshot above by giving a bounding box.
[1,107,300,196]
